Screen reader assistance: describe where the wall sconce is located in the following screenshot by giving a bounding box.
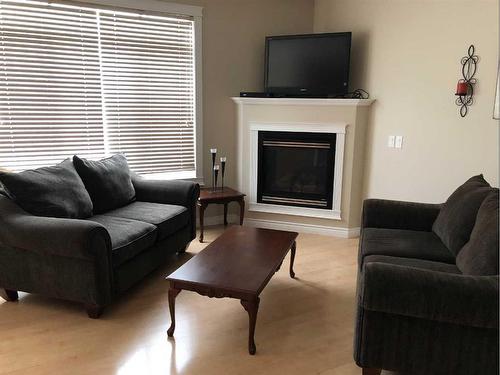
[494,61,499,120]
[455,45,478,117]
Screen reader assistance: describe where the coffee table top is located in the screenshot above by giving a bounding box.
[166,226,297,295]
[199,187,245,202]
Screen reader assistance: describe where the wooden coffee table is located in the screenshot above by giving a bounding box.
[198,187,245,242]
[166,226,298,355]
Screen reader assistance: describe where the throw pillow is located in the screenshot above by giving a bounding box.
[456,189,499,275]
[0,159,93,218]
[73,154,135,213]
[432,175,493,255]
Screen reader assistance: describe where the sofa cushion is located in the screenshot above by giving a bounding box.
[0,159,93,219]
[364,255,461,274]
[432,175,492,255]
[360,228,455,265]
[73,154,135,214]
[87,215,157,267]
[103,201,189,240]
[456,189,499,276]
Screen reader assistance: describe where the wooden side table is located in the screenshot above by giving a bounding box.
[198,187,246,242]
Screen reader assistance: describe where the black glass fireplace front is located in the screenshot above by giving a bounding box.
[257,131,336,209]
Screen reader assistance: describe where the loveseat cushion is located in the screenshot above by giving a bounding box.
[360,228,455,266]
[73,154,135,214]
[456,189,499,276]
[87,215,157,267]
[432,175,493,255]
[0,159,93,219]
[103,201,189,241]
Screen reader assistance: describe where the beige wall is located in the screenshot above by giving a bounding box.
[314,0,499,203]
[170,0,314,219]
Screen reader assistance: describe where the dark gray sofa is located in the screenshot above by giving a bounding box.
[355,180,499,375]
[0,174,199,318]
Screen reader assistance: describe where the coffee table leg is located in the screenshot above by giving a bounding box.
[241,297,260,355]
[167,288,181,337]
[290,241,296,279]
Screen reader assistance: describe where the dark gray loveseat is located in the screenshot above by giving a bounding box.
[0,156,199,318]
[355,176,499,375]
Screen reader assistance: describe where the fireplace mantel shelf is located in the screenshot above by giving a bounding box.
[232,97,374,107]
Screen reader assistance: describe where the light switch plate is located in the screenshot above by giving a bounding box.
[388,135,395,148]
[395,136,403,148]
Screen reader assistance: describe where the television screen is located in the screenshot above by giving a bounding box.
[265,32,351,97]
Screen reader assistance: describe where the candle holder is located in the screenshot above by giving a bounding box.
[213,164,220,192]
[220,157,226,191]
[210,148,217,190]
[455,45,478,117]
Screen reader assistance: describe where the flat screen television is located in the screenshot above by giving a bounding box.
[264,32,351,97]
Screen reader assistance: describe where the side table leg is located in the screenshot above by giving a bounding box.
[241,297,260,355]
[198,203,206,243]
[224,203,228,226]
[290,241,296,279]
[238,199,245,225]
[167,287,181,337]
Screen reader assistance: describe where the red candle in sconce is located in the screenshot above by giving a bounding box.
[456,81,468,96]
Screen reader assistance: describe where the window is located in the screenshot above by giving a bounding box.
[0,0,201,179]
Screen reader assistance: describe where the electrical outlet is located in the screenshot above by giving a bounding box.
[388,135,395,148]
[395,136,403,149]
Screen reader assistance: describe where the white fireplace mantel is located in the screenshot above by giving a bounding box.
[232,97,374,236]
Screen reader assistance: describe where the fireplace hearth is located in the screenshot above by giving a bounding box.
[257,131,336,209]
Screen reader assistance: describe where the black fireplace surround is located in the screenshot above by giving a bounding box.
[257,131,336,209]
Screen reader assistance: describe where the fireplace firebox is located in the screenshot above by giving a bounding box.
[257,131,336,209]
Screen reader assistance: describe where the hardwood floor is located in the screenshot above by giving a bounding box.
[0,226,389,375]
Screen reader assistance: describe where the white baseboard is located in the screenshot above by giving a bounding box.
[244,217,360,238]
[199,215,360,238]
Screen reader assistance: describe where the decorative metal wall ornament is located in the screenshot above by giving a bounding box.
[455,45,479,117]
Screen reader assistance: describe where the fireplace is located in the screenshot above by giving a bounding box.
[257,131,336,209]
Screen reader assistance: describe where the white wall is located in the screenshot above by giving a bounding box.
[315,0,499,203]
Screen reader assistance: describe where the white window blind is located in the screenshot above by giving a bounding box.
[0,0,105,170]
[0,0,197,176]
[98,11,195,175]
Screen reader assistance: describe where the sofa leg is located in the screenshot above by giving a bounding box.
[362,368,381,375]
[85,304,104,319]
[0,289,19,302]
[177,243,190,254]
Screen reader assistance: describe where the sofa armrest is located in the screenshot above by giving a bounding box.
[132,176,200,208]
[361,199,442,232]
[0,196,111,261]
[132,176,200,240]
[361,261,499,329]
